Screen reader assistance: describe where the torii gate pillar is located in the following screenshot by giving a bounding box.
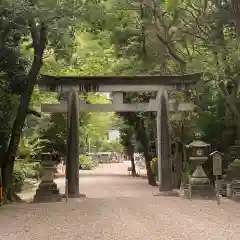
[66,89,85,198]
[156,90,173,192]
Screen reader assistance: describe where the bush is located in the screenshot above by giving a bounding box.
[0,160,42,197]
[12,160,42,194]
[79,155,98,170]
[15,161,42,180]
[181,162,194,185]
[32,162,43,178]
[150,157,158,176]
[12,168,25,193]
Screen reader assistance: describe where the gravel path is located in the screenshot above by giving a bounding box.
[1,162,240,240]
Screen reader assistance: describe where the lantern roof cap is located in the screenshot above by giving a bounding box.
[209,150,224,156]
[186,140,210,148]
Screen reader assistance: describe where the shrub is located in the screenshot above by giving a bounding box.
[181,162,194,185]
[1,160,42,197]
[32,162,43,179]
[12,168,25,193]
[79,155,98,170]
[12,160,42,194]
[17,161,42,180]
[150,157,158,176]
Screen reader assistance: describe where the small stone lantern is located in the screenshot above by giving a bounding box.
[185,140,214,198]
[33,152,62,202]
[224,158,240,201]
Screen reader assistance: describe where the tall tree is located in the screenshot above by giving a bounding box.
[0,0,82,200]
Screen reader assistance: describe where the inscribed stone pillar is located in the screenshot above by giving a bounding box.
[66,89,82,198]
[156,90,173,191]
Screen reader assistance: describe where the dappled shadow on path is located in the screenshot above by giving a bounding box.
[79,173,143,178]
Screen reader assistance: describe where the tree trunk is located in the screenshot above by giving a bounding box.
[144,151,157,186]
[173,141,182,189]
[0,131,9,195]
[2,23,47,200]
[130,156,137,177]
[135,116,157,186]
[231,0,240,37]
[127,145,136,176]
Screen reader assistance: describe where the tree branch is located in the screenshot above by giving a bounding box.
[151,0,186,65]
[28,19,40,51]
[179,6,210,37]
[231,0,240,37]
[0,24,11,48]
[156,34,186,64]
[213,51,240,120]
[177,26,208,41]
[26,109,41,118]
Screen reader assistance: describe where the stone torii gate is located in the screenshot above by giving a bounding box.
[37,74,200,198]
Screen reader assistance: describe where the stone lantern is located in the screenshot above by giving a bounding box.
[33,152,62,202]
[224,158,240,201]
[185,140,214,198]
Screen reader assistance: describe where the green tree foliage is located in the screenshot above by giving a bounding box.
[0,0,83,200]
[32,30,124,158]
[86,0,240,183]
